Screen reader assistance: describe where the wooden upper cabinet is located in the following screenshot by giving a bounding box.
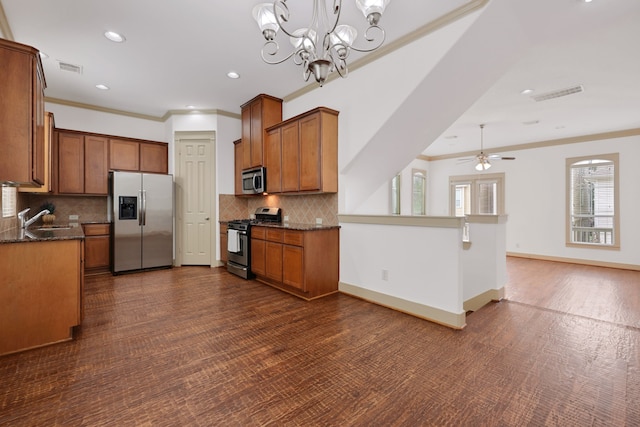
[264,128,282,194]
[84,136,109,194]
[110,139,168,174]
[109,139,140,171]
[240,94,283,170]
[140,142,168,173]
[281,121,300,193]
[57,132,85,194]
[0,39,46,186]
[57,131,108,195]
[20,112,54,193]
[263,107,338,194]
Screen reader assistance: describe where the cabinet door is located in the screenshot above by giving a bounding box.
[84,235,110,269]
[57,133,85,194]
[140,142,168,173]
[84,136,109,194]
[234,140,243,195]
[33,60,45,185]
[265,241,283,282]
[299,113,321,191]
[110,139,140,171]
[250,100,263,168]
[265,128,282,193]
[281,121,300,192]
[283,245,305,291]
[251,238,266,276]
[220,224,228,263]
[241,106,252,170]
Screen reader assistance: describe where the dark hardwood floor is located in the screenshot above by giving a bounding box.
[1,258,639,426]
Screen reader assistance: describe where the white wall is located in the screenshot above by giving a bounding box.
[340,221,463,315]
[428,134,640,267]
[45,103,166,142]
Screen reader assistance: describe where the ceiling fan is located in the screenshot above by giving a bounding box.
[458,124,516,171]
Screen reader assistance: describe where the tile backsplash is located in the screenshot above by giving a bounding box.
[24,195,108,224]
[219,193,338,225]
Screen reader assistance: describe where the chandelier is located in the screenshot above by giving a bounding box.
[252,0,391,86]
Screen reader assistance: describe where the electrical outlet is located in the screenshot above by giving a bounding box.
[69,215,79,221]
[315,218,322,225]
[284,215,289,222]
[382,269,389,281]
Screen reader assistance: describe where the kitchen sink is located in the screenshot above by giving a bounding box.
[35,225,71,231]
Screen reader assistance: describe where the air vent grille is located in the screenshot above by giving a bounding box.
[58,61,83,74]
[532,85,584,102]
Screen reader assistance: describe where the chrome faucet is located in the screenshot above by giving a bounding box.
[17,207,51,229]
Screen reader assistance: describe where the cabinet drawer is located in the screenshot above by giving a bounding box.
[265,228,283,242]
[252,226,266,240]
[283,230,304,246]
[83,223,110,236]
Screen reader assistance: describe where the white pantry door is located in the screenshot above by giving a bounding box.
[176,133,215,265]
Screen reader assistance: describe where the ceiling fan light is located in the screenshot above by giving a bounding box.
[252,3,279,40]
[475,160,491,171]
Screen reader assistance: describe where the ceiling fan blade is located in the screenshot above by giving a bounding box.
[456,157,476,163]
[487,154,516,160]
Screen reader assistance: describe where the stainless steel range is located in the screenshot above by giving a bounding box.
[227,207,281,279]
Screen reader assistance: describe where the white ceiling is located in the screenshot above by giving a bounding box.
[2,0,640,157]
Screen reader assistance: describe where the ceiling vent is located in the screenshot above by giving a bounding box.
[532,85,584,102]
[58,61,83,75]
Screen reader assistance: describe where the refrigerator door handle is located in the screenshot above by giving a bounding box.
[142,190,147,226]
[138,190,143,226]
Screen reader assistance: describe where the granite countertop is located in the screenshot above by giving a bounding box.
[0,224,85,244]
[252,222,340,231]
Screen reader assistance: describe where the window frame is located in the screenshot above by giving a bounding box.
[449,173,505,216]
[411,168,427,216]
[390,173,401,215]
[565,153,620,250]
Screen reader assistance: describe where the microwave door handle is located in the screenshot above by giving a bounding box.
[253,173,259,192]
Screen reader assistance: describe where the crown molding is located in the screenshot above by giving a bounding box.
[45,97,240,123]
[421,127,640,162]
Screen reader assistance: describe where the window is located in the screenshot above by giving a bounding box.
[390,174,401,215]
[566,153,619,248]
[412,169,426,215]
[2,185,17,218]
[449,173,504,216]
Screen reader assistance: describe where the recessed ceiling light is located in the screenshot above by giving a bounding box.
[227,71,240,79]
[104,31,126,43]
[95,84,110,90]
[520,89,533,95]
[583,0,593,3]
[185,105,196,109]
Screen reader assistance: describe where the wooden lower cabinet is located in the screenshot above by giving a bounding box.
[0,239,83,356]
[250,226,339,299]
[83,223,111,274]
[220,223,228,263]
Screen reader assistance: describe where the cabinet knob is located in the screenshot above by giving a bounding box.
[205,217,210,221]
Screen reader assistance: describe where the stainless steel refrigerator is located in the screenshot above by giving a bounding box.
[109,171,174,274]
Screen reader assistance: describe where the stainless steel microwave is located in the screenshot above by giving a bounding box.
[242,166,266,194]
